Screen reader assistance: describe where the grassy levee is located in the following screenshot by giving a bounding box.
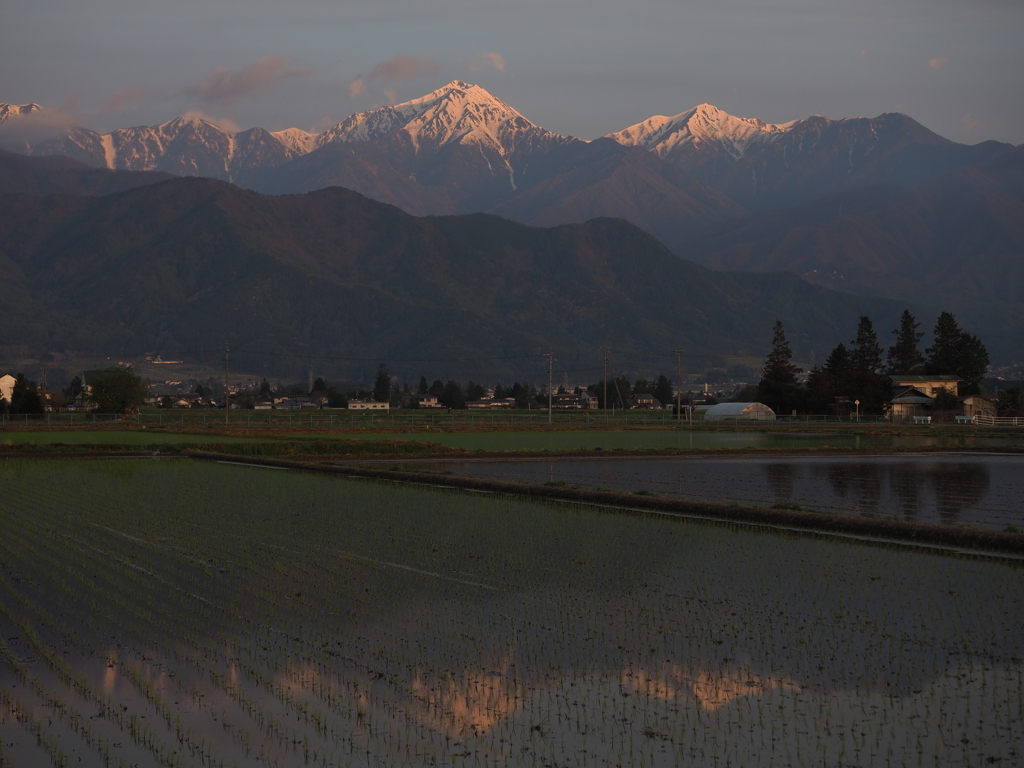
[183,450,1024,558]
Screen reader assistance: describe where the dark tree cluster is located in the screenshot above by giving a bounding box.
[758,311,989,415]
[89,367,150,414]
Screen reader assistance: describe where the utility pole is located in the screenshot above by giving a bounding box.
[675,349,683,424]
[545,351,555,425]
[601,347,609,419]
[224,345,230,426]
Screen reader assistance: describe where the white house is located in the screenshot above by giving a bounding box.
[348,400,389,411]
[0,373,15,404]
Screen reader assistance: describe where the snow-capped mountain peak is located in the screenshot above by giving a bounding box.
[608,103,805,160]
[0,102,44,124]
[271,127,318,154]
[317,80,562,156]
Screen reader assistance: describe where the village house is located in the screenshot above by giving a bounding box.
[465,396,517,410]
[411,394,443,408]
[889,375,960,420]
[960,394,997,420]
[348,400,389,411]
[627,393,663,410]
[0,373,16,404]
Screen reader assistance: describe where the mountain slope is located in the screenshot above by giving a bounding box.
[0,177,909,377]
[678,146,1024,355]
[487,139,745,252]
[0,148,172,196]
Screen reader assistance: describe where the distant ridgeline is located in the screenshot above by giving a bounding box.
[2,82,1021,374]
[0,173,910,380]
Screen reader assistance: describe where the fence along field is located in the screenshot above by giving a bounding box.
[0,458,1021,767]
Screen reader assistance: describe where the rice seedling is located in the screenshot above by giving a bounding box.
[0,458,1021,766]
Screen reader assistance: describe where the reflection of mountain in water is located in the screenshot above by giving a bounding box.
[800,461,991,523]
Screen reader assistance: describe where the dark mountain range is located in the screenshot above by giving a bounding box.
[0,149,173,196]
[0,176,910,379]
[679,146,1024,358]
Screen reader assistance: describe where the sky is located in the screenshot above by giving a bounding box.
[2,0,1023,145]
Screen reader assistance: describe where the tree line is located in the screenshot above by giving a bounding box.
[1,367,149,415]
[758,311,990,415]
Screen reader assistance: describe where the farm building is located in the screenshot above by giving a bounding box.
[348,400,389,410]
[703,402,776,422]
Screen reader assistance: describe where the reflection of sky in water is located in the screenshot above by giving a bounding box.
[424,454,1023,529]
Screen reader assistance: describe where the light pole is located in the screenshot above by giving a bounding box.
[855,399,860,423]
[675,349,683,425]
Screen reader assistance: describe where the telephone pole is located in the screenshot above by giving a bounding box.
[224,345,230,426]
[545,351,555,425]
[601,347,609,419]
[675,349,684,424]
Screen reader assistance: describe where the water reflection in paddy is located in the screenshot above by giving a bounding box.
[422,453,1024,529]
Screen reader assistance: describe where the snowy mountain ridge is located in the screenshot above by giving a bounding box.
[607,103,801,160]
[3,89,899,174]
[3,89,1005,221]
[0,102,43,123]
[1,83,570,176]
[317,81,566,156]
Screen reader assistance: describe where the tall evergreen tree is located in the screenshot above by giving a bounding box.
[887,310,925,374]
[925,312,964,376]
[806,343,849,413]
[849,316,890,414]
[653,374,674,406]
[372,363,391,402]
[757,320,802,414]
[925,311,990,395]
[418,376,429,395]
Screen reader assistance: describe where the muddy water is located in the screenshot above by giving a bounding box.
[419,453,1024,529]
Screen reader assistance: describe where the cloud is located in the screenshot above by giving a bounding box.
[928,56,949,70]
[367,54,441,81]
[470,52,506,73]
[103,85,148,112]
[383,89,398,105]
[348,77,366,99]
[348,54,441,99]
[187,56,311,103]
[0,98,82,146]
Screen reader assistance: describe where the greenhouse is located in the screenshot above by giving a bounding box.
[703,402,777,421]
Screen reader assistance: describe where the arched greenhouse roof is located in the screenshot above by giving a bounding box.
[703,402,776,421]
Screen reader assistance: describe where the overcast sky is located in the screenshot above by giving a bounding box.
[3,0,1022,144]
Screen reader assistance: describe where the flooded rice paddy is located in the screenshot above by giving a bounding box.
[352,429,1024,452]
[0,458,1021,767]
[419,453,1024,530]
